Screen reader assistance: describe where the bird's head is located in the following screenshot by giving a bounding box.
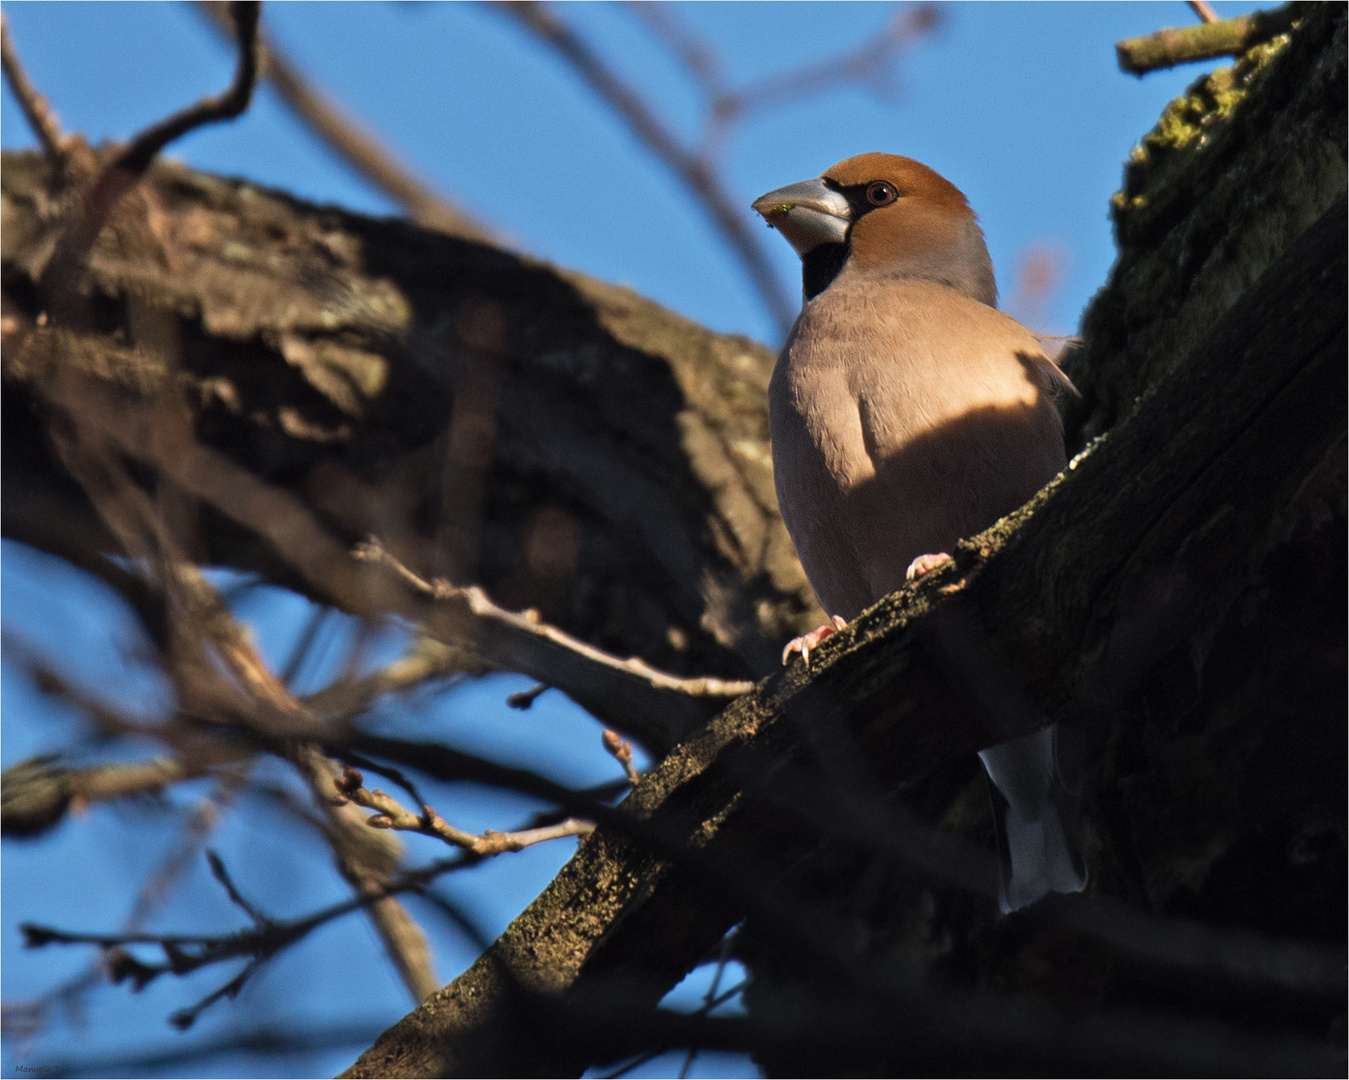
[752,153,996,306]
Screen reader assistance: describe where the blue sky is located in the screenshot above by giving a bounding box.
[1,3,1266,1077]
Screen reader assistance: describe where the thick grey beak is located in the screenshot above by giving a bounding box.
[752,178,852,256]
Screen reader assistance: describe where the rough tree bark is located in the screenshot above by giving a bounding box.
[1,4,1343,1078]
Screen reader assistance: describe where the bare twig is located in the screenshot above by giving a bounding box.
[622,3,723,97]
[1,774,247,1042]
[303,636,474,727]
[111,2,262,175]
[699,5,939,153]
[1116,4,1300,75]
[40,2,262,315]
[1188,0,1221,25]
[335,765,595,855]
[506,682,550,710]
[286,744,441,1003]
[30,376,442,1004]
[625,3,939,214]
[0,757,187,837]
[0,14,73,167]
[678,929,739,1077]
[41,1022,388,1079]
[602,729,641,786]
[206,850,273,926]
[30,354,741,747]
[19,846,476,1028]
[192,1,488,239]
[492,1,796,336]
[355,537,755,702]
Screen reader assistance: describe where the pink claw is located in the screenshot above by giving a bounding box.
[782,615,848,667]
[905,552,951,581]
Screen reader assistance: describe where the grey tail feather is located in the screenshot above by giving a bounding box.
[985,768,1086,915]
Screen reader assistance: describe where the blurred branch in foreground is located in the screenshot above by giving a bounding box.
[0,13,73,168]
[40,1,261,323]
[193,0,491,240]
[493,2,940,338]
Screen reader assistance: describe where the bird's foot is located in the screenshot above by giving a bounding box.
[905,552,951,581]
[782,615,848,668]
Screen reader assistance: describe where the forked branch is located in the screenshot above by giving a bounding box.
[39,2,262,315]
[335,766,595,856]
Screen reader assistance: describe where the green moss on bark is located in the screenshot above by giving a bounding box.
[1064,2,1347,447]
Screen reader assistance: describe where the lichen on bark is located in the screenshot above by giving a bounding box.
[1064,2,1346,446]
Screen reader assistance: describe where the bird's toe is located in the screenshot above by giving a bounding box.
[905,552,951,580]
[781,616,849,667]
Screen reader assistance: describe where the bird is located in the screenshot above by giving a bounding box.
[752,152,1086,913]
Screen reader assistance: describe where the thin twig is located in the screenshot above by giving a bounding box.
[289,745,440,1003]
[206,850,273,926]
[506,682,549,710]
[335,753,432,810]
[602,729,641,786]
[41,1022,389,1078]
[491,1,796,336]
[625,3,939,209]
[678,929,737,1078]
[705,6,939,136]
[0,14,71,167]
[354,537,755,701]
[280,604,333,686]
[1188,0,1221,25]
[19,847,476,1031]
[2,774,247,1042]
[34,380,441,1005]
[303,636,474,727]
[112,2,262,176]
[35,360,735,748]
[0,756,186,837]
[335,765,595,855]
[192,1,488,239]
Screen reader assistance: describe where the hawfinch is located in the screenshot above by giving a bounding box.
[753,152,1085,913]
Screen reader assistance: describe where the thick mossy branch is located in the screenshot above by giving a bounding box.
[1065,2,1345,447]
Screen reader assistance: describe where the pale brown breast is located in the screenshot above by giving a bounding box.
[769,280,1068,620]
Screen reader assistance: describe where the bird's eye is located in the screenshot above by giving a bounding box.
[866,181,898,207]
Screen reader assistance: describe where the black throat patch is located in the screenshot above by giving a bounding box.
[802,242,849,300]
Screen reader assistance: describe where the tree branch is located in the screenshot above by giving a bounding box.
[355,536,753,702]
[0,14,69,167]
[0,756,190,837]
[492,1,796,336]
[334,764,595,855]
[39,1,262,317]
[1116,3,1301,75]
[192,1,489,240]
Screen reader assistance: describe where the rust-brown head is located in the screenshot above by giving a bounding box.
[752,153,996,306]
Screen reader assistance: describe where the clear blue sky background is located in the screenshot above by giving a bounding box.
[1,3,1266,1077]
